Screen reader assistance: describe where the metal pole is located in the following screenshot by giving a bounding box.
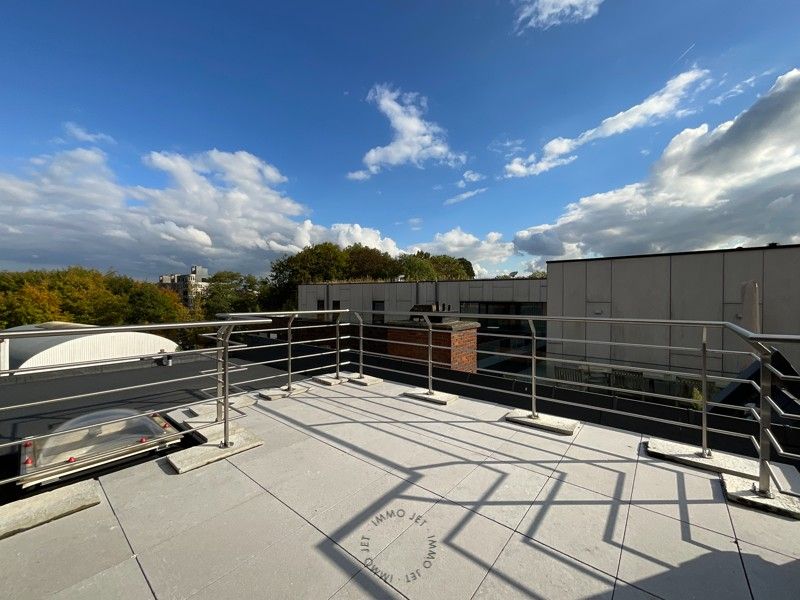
[286,314,295,392]
[528,319,539,418]
[335,313,341,380]
[424,315,433,395]
[354,312,364,378]
[215,330,224,423]
[218,325,234,448]
[757,348,773,497]
[700,326,711,457]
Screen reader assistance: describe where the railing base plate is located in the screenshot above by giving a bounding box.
[346,374,384,387]
[504,409,579,435]
[312,375,344,386]
[722,474,800,520]
[645,438,757,478]
[403,389,457,405]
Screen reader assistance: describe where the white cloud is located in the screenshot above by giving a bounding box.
[0,146,401,276]
[444,187,489,206]
[505,68,710,178]
[710,69,774,105]
[347,84,465,180]
[411,227,513,264]
[513,68,800,261]
[455,169,485,188]
[488,137,526,158]
[407,217,423,231]
[63,122,115,144]
[516,0,604,31]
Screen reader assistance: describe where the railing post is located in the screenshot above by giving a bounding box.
[528,319,539,419]
[335,312,342,380]
[286,314,295,392]
[757,348,773,497]
[700,326,711,457]
[423,314,433,395]
[354,312,364,379]
[217,324,234,448]
[215,330,224,423]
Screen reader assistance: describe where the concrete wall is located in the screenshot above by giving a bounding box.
[298,279,548,319]
[546,246,800,375]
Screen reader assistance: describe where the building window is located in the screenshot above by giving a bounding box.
[332,300,341,310]
[316,299,325,320]
[372,301,385,324]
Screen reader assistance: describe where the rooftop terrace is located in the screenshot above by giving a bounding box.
[2,378,798,600]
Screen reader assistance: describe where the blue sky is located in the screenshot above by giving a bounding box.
[1,1,799,278]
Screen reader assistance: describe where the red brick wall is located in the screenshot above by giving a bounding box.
[386,325,478,373]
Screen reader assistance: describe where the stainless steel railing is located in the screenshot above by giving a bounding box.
[1,308,798,499]
[343,309,800,499]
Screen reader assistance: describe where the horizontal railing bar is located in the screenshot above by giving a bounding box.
[540,336,754,356]
[0,318,274,339]
[766,428,800,460]
[766,363,800,382]
[0,368,237,414]
[229,361,350,388]
[536,354,758,387]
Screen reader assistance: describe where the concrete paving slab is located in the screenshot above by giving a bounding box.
[630,461,734,536]
[189,522,362,600]
[646,438,758,478]
[488,428,573,478]
[0,494,133,600]
[100,458,263,552]
[167,424,263,474]
[330,568,405,599]
[394,442,488,497]
[346,374,384,386]
[722,473,800,519]
[446,460,548,530]
[738,541,800,600]
[517,477,628,576]
[230,436,388,519]
[504,408,580,435]
[618,506,750,600]
[555,426,640,500]
[369,499,513,599]
[473,532,615,600]
[727,496,800,559]
[313,473,441,560]
[610,582,662,599]
[49,557,153,600]
[391,418,516,459]
[403,389,458,405]
[637,438,719,480]
[0,478,102,540]
[138,492,306,600]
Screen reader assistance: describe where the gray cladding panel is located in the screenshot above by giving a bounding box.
[670,253,723,320]
[723,251,764,303]
[763,247,800,334]
[586,261,612,303]
[611,256,670,319]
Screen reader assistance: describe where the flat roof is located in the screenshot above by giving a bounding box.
[3,378,796,599]
[547,242,800,264]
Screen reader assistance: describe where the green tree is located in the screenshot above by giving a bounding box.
[397,254,438,281]
[0,283,64,328]
[202,271,260,319]
[457,257,475,279]
[429,255,470,280]
[343,244,401,281]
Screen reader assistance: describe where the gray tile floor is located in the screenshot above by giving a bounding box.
[2,379,799,599]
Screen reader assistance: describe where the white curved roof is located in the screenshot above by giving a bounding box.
[5,322,179,373]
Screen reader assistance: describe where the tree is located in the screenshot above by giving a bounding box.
[429,255,470,280]
[202,271,260,319]
[0,283,64,329]
[457,257,475,279]
[343,244,401,281]
[397,254,438,281]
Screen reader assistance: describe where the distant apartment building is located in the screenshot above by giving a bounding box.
[158,265,210,308]
[299,243,800,375]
